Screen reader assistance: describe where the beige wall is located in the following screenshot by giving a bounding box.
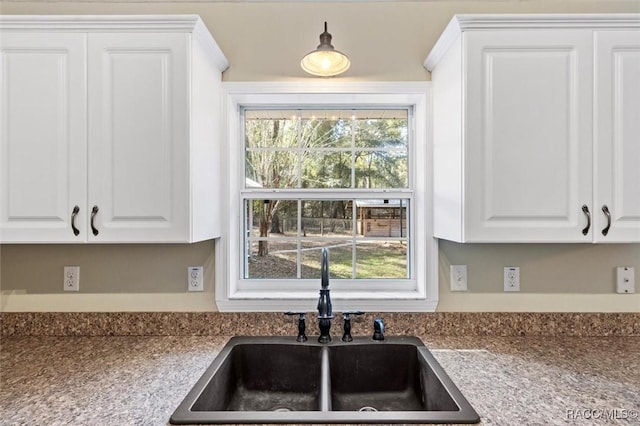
[1,0,639,312]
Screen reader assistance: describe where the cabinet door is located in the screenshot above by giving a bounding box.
[464,30,593,242]
[0,33,87,242]
[88,33,190,242]
[594,31,640,242]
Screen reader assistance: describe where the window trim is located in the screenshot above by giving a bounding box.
[215,81,438,312]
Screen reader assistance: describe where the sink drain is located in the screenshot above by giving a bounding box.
[359,406,378,412]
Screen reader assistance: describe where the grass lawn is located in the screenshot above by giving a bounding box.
[248,241,407,279]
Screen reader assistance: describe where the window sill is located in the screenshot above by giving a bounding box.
[216,288,438,312]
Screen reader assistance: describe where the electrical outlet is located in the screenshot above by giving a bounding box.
[504,266,520,292]
[450,265,468,291]
[616,266,635,294]
[63,266,80,291]
[188,266,204,292]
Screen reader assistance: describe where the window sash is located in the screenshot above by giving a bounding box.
[242,107,410,190]
[241,193,413,282]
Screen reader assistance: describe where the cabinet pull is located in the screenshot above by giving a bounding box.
[601,205,611,236]
[90,205,99,236]
[581,204,591,235]
[71,205,80,236]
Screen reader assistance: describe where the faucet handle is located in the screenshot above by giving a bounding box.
[341,311,364,342]
[284,311,308,342]
[342,310,364,320]
[372,317,385,341]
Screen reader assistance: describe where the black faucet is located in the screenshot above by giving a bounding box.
[317,248,333,343]
[341,311,364,342]
[284,311,308,342]
[373,317,385,341]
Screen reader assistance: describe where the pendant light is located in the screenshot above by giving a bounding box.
[301,22,350,77]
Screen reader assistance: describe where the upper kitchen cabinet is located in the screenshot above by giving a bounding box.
[594,30,640,242]
[0,31,87,243]
[0,16,229,243]
[425,14,640,243]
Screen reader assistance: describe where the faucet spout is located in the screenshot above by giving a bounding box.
[317,248,333,343]
[321,248,329,289]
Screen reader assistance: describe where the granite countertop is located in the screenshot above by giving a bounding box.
[1,335,639,426]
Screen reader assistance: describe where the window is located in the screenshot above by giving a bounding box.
[244,109,410,281]
[216,82,437,312]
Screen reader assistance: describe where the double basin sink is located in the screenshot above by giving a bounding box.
[170,336,479,424]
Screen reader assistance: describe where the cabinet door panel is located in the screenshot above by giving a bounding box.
[465,31,592,242]
[0,33,87,242]
[595,31,640,242]
[88,33,189,242]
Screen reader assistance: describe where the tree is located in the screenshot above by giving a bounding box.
[246,115,335,255]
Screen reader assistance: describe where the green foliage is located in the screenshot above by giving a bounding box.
[245,111,408,190]
[244,110,409,261]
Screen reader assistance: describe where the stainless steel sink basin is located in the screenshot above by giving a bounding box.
[170,336,480,424]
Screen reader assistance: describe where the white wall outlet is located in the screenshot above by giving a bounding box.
[63,266,80,291]
[188,266,204,292]
[504,266,520,292]
[616,266,635,294]
[450,265,468,291]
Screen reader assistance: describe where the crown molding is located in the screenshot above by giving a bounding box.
[424,13,640,71]
[0,14,229,72]
[0,14,205,31]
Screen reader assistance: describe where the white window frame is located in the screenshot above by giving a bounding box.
[215,81,438,312]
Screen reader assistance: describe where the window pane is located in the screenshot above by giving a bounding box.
[302,152,351,189]
[301,200,353,237]
[355,241,408,279]
[245,200,298,238]
[245,115,298,148]
[300,241,353,279]
[355,116,408,149]
[247,240,298,279]
[356,199,409,237]
[273,200,298,235]
[355,151,408,188]
[300,114,352,149]
[245,150,299,189]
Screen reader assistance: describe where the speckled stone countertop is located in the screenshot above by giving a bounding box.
[1,335,639,426]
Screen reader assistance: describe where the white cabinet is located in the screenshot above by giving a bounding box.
[594,30,640,242]
[0,32,87,242]
[0,16,229,243]
[425,14,640,243]
[87,32,192,243]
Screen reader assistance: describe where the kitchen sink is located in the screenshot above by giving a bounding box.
[170,336,480,424]
[191,343,323,412]
[329,343,458,412]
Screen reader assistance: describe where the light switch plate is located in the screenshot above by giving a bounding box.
[616,266,635,294]
[450,265,467,291]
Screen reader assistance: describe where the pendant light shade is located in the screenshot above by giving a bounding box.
[301,22,350,77]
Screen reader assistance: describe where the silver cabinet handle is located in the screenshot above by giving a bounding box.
[71,205,80,236]
[581,204,591,236]
[90,205,99,236]
[601,205,611,236]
